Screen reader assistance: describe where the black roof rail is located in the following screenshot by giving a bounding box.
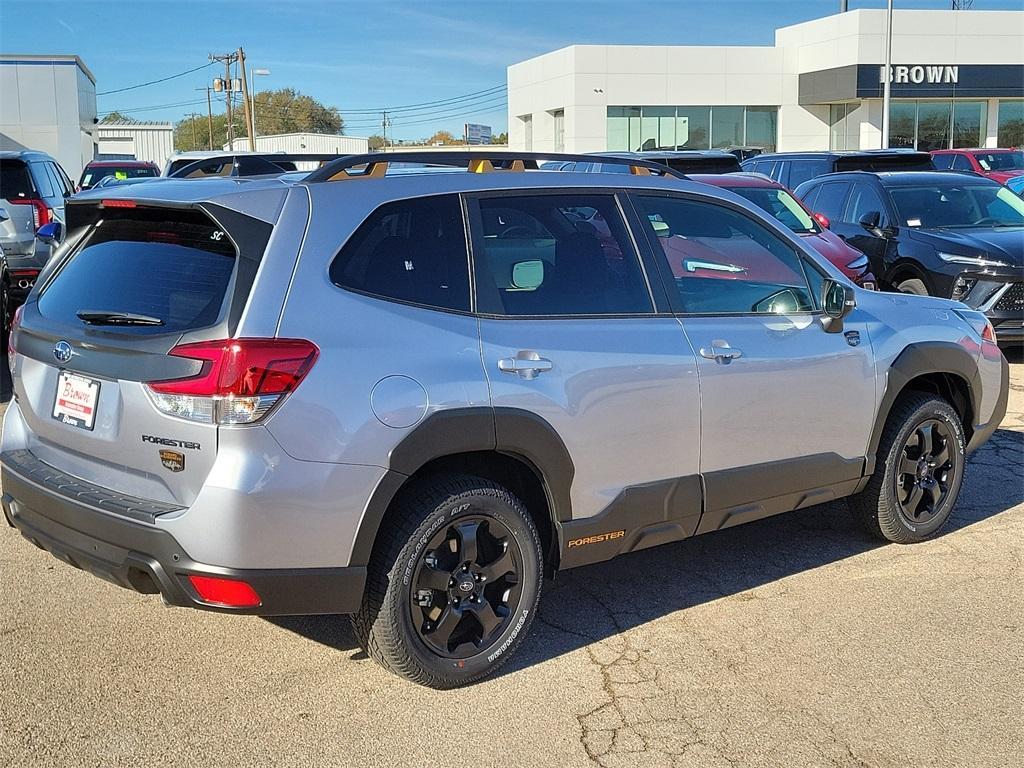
[303,151,689,183]
[169,153,353,179]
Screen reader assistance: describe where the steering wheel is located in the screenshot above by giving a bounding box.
[499,225,538,239]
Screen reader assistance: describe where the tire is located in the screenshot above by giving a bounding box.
[896,278,929,296]
[851,392,966,544]
[351,473,543,688]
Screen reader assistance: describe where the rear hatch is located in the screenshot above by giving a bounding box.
[835,152,935,173]
[10,199,273,507]
[0,158,40,257]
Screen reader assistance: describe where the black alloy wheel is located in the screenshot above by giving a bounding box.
[895,419,956,525]
[411,516,522,658]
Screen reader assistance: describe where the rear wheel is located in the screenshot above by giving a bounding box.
[896,278,929,296]
[352,473,543,688]
[851,392,965,543]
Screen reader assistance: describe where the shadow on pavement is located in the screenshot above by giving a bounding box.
[267,427,1023,669]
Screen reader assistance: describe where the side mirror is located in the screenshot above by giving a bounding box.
[821,278,856,333]
[858,210,889,238]
[36,221,63,245]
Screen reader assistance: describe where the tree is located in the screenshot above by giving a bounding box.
[173,88,344,151]
[427,130,457,146]
[367,134,386,150]
[491,132,508,145]
[100,111,132,124]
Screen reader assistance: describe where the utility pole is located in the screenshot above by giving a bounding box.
[194,87,215,150]
[210,52,239,149]
[186,112,199,150]
[382,111,392,150]
[238,47,255,148]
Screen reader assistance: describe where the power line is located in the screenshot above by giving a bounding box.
[343,96,508,129]
[340,84,507,114]
[97,61,215,96]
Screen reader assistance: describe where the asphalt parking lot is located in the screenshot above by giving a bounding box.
[0,353,1021,768]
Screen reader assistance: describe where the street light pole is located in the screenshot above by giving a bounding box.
[881,0,894,148]
[250,68,271,143]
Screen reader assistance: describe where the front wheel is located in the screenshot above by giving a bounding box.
[896,278,929,296]
[851,392,966,543]
[352,473,543,688]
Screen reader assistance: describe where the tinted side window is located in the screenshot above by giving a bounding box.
[787,159,831,189]
[951,154,973,172]
[813,181,852,221]
[800,184,821,212]
[473,194,652,316]
[29,162,54,197]
[44,163,66,198]
[844,183,888,226]
[330,194,470,312]
[931,154,954,170]
[633,195,816,315]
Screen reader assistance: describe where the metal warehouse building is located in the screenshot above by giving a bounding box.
[96,121,174,170]
[227,132,370,154]
[508,8,1024,154]
[0,54,97,179]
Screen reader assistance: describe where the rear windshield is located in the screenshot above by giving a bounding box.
[973,151,1024,172]
[664,157,741,174]
[834,154,935,173]
[38,207,236,333]
[80,166,158,189]
[0,159,35,199]
[726,187,817,234]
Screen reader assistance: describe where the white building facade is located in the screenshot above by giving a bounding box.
[97,122,174,169]
[507,9,1024,155]
[0,54,97,179]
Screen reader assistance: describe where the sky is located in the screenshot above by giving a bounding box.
[1,0,1021,141]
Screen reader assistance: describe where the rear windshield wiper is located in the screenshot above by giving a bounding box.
[76,310,165,327]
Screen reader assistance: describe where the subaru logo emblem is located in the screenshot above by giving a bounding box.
[53,341,74,364]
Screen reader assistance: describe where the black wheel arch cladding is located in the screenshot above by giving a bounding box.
[348,407,574,568]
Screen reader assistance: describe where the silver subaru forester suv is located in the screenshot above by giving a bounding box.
[2,152,1009,688]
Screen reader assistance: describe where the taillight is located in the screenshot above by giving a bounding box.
[188,575,261,608]
[981,320,997,345]
[9,198,50,229]
[8,304,24,367]
[812,212,830,230]
[144,338,319,424]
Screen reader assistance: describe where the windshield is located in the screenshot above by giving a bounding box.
[79,166,157,189]
[890,184,1024,229]
[973,151,1024,172]
[727,187,817,234]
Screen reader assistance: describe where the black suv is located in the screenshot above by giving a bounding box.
[742,150,935,191]
[795,171,1024,343]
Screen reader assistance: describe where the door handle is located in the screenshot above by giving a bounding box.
[699,340,742,364]
[498,351,553,380]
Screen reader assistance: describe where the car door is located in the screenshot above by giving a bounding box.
[838,180,897,273]
[469,190,704,547]
[630,191,876,532]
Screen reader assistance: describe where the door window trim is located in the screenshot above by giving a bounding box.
[626,189,826,318]
[464,187,665,320]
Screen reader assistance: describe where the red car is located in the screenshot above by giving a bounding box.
[77,160,159,191]
[931,148,1024,185]
[688,173,877,288]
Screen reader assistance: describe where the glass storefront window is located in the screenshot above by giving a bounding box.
[952,102,986,148]
[677,107,710,149]
[640,107,676,151]
[830,102,861,151]
[998,101,1024,147]
[888,102,917,149]
[605,106,777,152]
[711,106,744,149]
[552,110,565,152]
[745,107,777,152]
[917,102,951,151]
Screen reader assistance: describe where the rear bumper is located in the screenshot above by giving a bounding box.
[0,455,366,615]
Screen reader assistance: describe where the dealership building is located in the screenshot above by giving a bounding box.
[507,9,1024,155]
